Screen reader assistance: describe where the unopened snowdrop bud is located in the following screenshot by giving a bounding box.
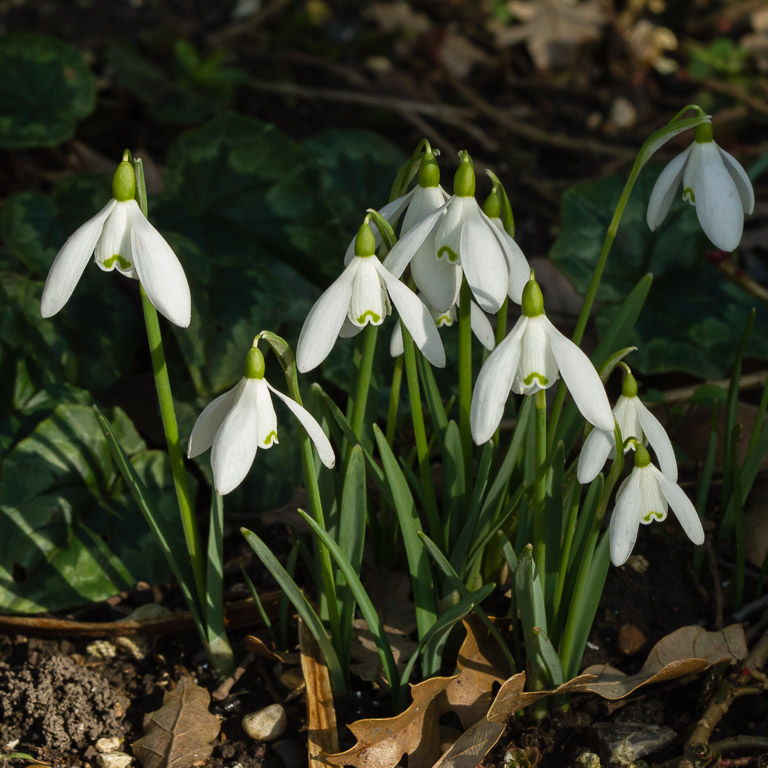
[40,150,191,327]
[647,120,754,251]
[482,188,502,220]
[609,442,704,566]
[189,341,335,495]
[471,273,613,444]
[577,366,677,485]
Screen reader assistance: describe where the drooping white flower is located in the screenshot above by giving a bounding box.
[296,220,445,373]
[647,122,754,252]
[389,291,495,357]
[383,152,516,314]
[609,444,704,566]
[188,346,335,495]
[577,371,677,484]
[471,275,613,444]
[40,156,191,327]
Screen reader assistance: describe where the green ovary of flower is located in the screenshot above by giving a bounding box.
[102,254,132,270]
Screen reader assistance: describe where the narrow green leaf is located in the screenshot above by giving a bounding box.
[442,421,466,545]
[416,354,448,435]
[373,424,437,648]
[94,406,202,631]
[241,527,346,696]
[531,627,564,686]
[204,491,233,675]
[297,511,401,699]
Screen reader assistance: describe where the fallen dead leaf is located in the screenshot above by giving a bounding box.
[442,617,509,729]
[324,676,453,768]
[245,634,301,665]
[580,624,748,700]
[496,0,607,70]
[132,676,221,768]
[299,618,338,765]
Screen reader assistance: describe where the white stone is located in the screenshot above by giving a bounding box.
[94,737,121,754]
[96,751,132,768]
[241,704,287,742]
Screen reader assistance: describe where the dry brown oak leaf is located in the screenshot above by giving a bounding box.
[132,676,221,768]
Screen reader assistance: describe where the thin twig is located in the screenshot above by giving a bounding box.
[656,371,768,406]
[716,258,768,305]
[210,0,299,45]
[213,652,256,700]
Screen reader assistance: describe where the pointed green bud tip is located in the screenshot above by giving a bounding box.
[694,121,713,143]
[355,220,376,258]
[521,278,544,317]
[112,160,136,202]
[634,443,651,468]
[418,152,440,188]
[454,152,475,197]
[622,373,638,398]
[244,347,265,379]
[483,188,501,219]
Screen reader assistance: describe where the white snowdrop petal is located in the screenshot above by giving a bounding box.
[376,262,445,368]
[577,427,614,485]
[613,396,643,448]
[544,319,614,431]
[470,317,527,444]
[128,201,192,327]
[339,317,365,339]
[390,322,404,357]
[459,207,508,314]
[41,199,117,318]
[718,145,755,215]
[382,203,447,278]
[349,258,388,327]
[435,196,467,263]
[638,468,668,523]
[402,186,446,233]
[646,146,690,230]
[693,142,744,251]
[253,378,279,449]
[636,399,677,481]
[95,201,134,276]
[609,471,643,566]
[515,316,557,394]
[211,379,261,495]
[654,468,705,545]
[481,210,529,304]
[296,261,357,372]
[268,382,336,469]
[469,300,496,351]
[188,379,246,458]
[411,237,462,312]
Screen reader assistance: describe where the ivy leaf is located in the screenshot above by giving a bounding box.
[0,33,96,148]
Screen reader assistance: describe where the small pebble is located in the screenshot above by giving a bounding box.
[271,739,305,768]
[94,737,121,754]
[242,704,287,742]
[617,624,647,656]
[86,640,117,658]
[279,667,305,693]
[96,752,132,768]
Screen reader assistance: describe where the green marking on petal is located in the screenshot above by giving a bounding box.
[436,314,452,326]
[642,509,665,522]
[263,431,277,446]
[683,187,695,204]
[523,371,549,387]
[437,246,459,262]
[102,254,132,270]
[356,310,381,324]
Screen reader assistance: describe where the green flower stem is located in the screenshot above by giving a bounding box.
[532,389,548,588]
[133,158,206,610]
[492,297,509,453]
[386,355,404,446]
[547,109,710,448]
[401,322,442,548]
[458,277,473,485]
[349,324,379,443]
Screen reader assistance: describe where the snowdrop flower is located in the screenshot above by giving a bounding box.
[188,345,335,495]
[610,443,704,566]
[482,185,529,304]
[577,371,677,484]
[384,151,516,314]
[297,219,445,372]
[471,274,613,444]
[390,292,495,357]
[40,154,191,327]
[647,122,754,252]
